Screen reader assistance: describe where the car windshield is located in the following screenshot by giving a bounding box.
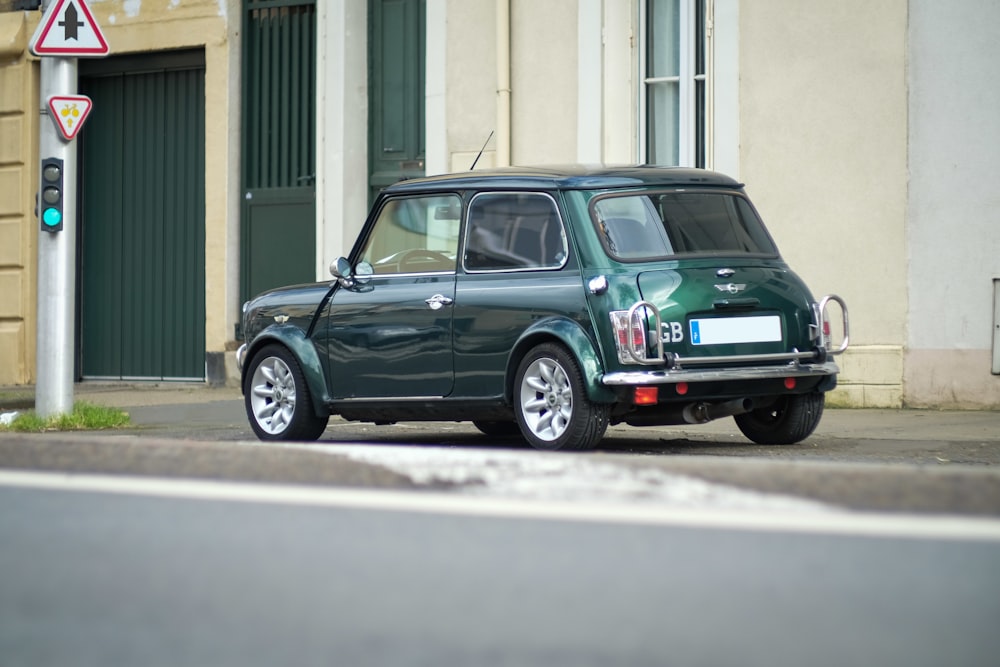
[591,191,778,259]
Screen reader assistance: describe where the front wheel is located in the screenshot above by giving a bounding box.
[514,343,609,451]
[734,392,825,445]
[244,344,329,441]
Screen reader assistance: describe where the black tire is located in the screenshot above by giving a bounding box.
[244,344,329,441]
[734,392,825,445]
[514,342,609,451]
[472,420,523,438]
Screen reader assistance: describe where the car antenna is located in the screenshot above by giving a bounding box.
[470,130,494,170]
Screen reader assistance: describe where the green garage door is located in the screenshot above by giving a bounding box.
[79,50,206,380]
[369,0,426,204]
[242,0,317,303]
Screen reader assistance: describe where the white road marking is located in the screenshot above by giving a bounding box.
[2,469,1000,542]
[317,442,831,512]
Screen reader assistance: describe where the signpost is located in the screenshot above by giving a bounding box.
[47,95,93,141]
[29,0,107,417]
[30,0,109,57]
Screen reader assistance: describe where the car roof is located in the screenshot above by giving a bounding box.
[381,165,744,194]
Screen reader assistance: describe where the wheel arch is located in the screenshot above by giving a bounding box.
[505,317,615,405]
[242,325,331,418]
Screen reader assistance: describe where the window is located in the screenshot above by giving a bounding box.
[592,192,778,260]
[464,193,567,272]
[642,0,707,167]
[359,194,461,274]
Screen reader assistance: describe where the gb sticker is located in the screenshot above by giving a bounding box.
[660,321,684,344]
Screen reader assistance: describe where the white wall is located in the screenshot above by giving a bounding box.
[510,0,578,164]
[905,0,1000,407]
[317,0,370,268]
[443,0,497,172]
[739,0,909,407]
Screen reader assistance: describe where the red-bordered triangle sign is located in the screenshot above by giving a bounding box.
[48,95,93,141]
[30,0,109,57]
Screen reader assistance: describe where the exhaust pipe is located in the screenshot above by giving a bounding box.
[623,398,757,427]
[682,398,755,424]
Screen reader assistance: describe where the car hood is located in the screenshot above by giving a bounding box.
[243,282,333,341]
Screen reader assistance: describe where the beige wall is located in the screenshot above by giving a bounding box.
[510,0,578,165]
[443,0,497,172]
[0,1,237,386]
[0,11,38,385]
[739,0,909,407]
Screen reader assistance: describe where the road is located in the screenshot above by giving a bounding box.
[2,473,999,667]
[2,387,1000,666]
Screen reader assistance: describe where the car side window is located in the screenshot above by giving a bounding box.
[464,192,567,272]
[359,194,462,275]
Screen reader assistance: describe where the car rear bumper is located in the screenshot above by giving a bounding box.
[601,359,840,386]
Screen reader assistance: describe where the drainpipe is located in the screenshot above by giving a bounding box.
[496,0,511,166]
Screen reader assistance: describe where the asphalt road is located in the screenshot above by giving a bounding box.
[2,386,1000,666]
[2,386,999,515]
[2,477,998,667]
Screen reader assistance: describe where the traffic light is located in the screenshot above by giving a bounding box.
[40,157,63,233]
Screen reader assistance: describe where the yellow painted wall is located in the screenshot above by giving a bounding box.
[0,1,238,386]
[0,10,38,385]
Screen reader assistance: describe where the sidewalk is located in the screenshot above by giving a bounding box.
[0,382,241,411]
[2,382,1000,445]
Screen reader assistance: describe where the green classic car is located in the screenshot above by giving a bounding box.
[237,166,848,450]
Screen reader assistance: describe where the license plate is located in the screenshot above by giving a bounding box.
[690,315,782,346]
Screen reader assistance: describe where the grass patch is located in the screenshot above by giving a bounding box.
[0,401,130,432]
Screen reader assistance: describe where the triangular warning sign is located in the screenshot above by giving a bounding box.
[30,0,109,57]
[48,95,93,141]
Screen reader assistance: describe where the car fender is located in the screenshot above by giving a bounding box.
[242,325,331,418]
[507,317,615,403]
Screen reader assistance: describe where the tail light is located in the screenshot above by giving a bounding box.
[610,310,649,363]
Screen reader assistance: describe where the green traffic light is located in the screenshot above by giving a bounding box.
[42,207,62,227]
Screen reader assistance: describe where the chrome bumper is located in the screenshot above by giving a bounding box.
[235,343,247,373]
[603,294,849,386]
[602,359,840,386]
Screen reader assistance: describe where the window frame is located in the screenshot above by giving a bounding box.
[639,0,711,168]
[462,191,569,274]
[357,193,462,276]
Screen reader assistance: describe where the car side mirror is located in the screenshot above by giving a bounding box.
[354,261,374,285]
[330,257,354,287]
[329,257,374,289]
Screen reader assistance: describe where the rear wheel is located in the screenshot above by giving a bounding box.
[244,344,329,441]
[514,343,609,451]
[734,392,825,445]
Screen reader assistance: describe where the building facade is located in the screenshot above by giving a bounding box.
[0,0,997,408]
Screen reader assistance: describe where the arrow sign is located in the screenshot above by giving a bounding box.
[30,0,109,57]
[47,95,93,141]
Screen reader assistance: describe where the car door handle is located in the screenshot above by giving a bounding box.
[424,294,455,310]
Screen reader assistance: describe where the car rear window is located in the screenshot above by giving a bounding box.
[591,191,778,259]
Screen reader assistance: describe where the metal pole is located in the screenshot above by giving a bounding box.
[35,52,78,418]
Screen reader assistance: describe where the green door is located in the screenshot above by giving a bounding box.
[242,0,317,302]
[78,51,207,380]
[369,0,426,203]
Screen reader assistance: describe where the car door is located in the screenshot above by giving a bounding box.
[325,193,461,399]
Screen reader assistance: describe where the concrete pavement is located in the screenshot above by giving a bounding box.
[2,382,1000,515]
[1,381,998,447]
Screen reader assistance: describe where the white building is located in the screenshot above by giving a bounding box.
[1,0,996,408]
